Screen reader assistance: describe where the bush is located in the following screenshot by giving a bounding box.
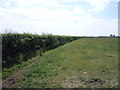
[2,33,80,68]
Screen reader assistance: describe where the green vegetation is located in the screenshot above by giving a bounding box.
[4,37,118,88]
[2,33,80,68]
[2,56,38,79]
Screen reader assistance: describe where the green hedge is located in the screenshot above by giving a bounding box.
[2,33,80,68]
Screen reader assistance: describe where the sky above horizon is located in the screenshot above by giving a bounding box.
[0,0,119,36]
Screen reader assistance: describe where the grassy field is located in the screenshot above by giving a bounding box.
[3,37,118,88]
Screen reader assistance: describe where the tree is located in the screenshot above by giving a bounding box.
[110,34,113,37]
[110,34,115,37]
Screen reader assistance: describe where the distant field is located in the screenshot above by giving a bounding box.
[3,37,118,88]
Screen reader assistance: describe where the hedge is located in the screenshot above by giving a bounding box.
[2,33,80,68]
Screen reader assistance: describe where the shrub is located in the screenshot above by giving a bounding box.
[2,33,80,68]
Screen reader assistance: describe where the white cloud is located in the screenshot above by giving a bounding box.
[0,0,118,36]
[15,0,58,7]
[86,0,109,12]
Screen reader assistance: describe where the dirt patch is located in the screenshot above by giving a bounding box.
[82,78,105,85]
[62,76,86,88]
[62,76,105,88]
[2,62,36,88]
[2,67,25,88]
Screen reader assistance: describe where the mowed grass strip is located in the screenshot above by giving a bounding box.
[14,38,118,88]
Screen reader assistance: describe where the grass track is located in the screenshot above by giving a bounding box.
[3,37,118,88]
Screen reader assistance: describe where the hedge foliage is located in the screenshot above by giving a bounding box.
[2,33,80,68]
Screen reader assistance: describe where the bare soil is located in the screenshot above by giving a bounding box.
[2,62,35,88]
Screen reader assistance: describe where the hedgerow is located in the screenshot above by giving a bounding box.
[2,33,80,68]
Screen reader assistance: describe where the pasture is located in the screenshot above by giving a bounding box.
[3,37,118,88]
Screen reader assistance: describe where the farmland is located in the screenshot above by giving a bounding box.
[2,37,118,88]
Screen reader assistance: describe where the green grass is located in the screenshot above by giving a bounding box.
[2,56,41,79]
[5,38,119,88]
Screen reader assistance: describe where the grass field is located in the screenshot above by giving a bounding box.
[3,37,118,88]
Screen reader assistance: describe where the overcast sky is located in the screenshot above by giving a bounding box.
[0,0,119,36]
